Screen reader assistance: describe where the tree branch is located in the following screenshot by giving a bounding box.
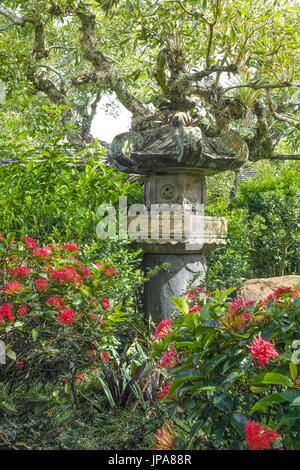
[0,6,35,26]
[250,154,300,161]
[186,64,238,82]
[224,81,300,93]
[268,91,300,130]
[76,7,150,117]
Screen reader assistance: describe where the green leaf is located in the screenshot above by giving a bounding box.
[6,349,16,361]
[250,393,284,414]
[250,372,292,386]
[32,329,38,341]
[290,361,298,383]
[97,376,115,408]
[230,412,248,437]
[277,410,300,428]
[172,296,189,315]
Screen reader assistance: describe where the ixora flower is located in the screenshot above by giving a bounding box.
[47,296,66,311]
[155,318,172,340]
[35,279,48,291]
[76,373,85,383]
[62,242,80,253]
[0,302,14,323]
[188,305,201,315]
[9,266,30,278]
[50,266,83,286]
[153,421,177,450]
[57,308,75,325]
[101,352,110,363]
[247,335,279,367]
[160,346,179,370]
[3,281,24,296]
[17,304,28,317]
[31,247,51,260]
[24,236,36,250]
[104,267,117,277]
[158,383,172,400]
[291,287,300,298]
[100,298,110,310]
[245,420,281,450]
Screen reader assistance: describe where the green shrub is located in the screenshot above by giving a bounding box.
[152,285,300,450]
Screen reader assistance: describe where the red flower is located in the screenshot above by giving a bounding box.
[76,373,85,382]
[50,266,83,286]
[81,266,93,278]
[36,279,48,291]
[24,236,36,250]
[101,352,109,363]
[188,305,201,315]
[0,233,3,238]
[47,296,66,311]
[31,247,51,260]
[3,281,24,295]
[57,308,75,325]
[104,267,116,277]
[245,420,281,450]
[17,304,28,317]
[155,318,172,339]
[291,287,300,298]
[247,335,279,367]
[62,242,80,253]
[100,298,110,310]
[153,421,177,450]
[0,302,14,323]
[63,378,69,385]
[10,266,30,278]
[160,346,179,370]
[158,384,172,400]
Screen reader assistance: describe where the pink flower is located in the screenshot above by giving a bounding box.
[153,421,177,450]
[57,308,75,325]
[100,298,110,310]
[245,420,281,450]
[158,384,172,400]
[155,318,172,339]
[47,296,66,311]
[10,266,30,278]
[36,279,48,291]
[3,281,24,295]
[247,335,279,367]
[31,248,51,260]
[24,236,36,250]
[62,242,80,253]
[160,346,179,370]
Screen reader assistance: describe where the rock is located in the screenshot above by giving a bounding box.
[233,275,300,302]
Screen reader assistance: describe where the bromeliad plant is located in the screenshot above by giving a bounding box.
[152,286,300,450]
[0,232,128,421]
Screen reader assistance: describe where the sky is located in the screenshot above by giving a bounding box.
[90,94,132,144]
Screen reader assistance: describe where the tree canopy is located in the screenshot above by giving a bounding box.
[0,0,299,160]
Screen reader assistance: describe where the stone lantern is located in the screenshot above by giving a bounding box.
[108,112,248,321]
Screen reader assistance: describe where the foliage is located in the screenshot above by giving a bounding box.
[205,162,300,291]
[0,233,161,449]
[152,285,300,450]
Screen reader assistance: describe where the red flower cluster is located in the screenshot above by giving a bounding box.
[57,308,75,325]
[188,305,201,315]
[0,302,13,323]
[160,346,179,370]
[3,281,24,296]
[50,265,83,286]
[81,266,93,278]
[24,236,36,250]
[158,383,172,400]
[31,248,51,260]
[47,296,66,311]
[155,318,172,339]
[101,352,109,363]
[17,304,28,317]
[36,279,48,291]
[10,266,30,278]
[100,298,110,310]
[245,420,281,450]
[62,242,80,253]
[247,335,279,367]
[76,373,85,382]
